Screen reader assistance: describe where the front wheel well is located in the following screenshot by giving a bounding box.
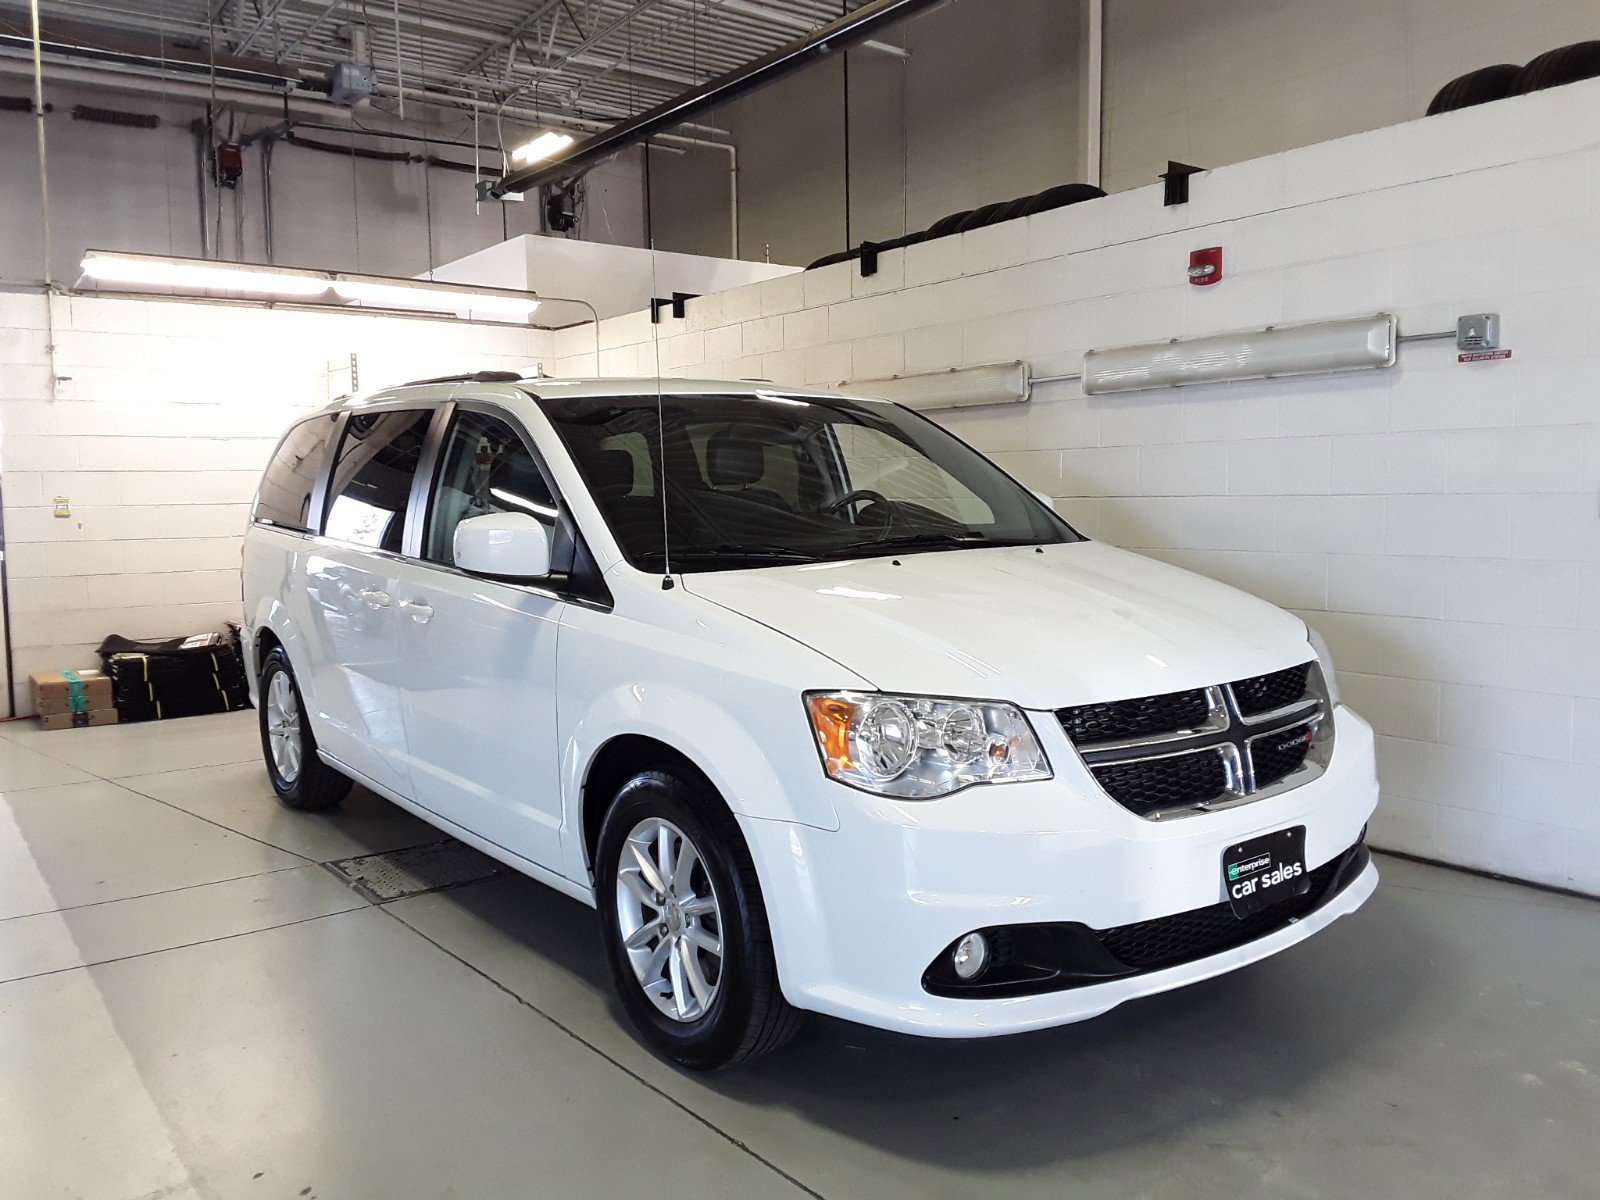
[254,626,283,678]
[580,735,716,873]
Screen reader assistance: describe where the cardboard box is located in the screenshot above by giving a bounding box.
[38,708,119,732]
[30,669,114,717]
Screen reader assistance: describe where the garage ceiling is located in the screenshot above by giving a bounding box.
[1,0,872,126]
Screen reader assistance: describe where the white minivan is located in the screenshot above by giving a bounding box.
[243,375,1379,1068]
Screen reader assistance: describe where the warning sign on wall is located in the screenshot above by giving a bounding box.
[1459,349,1512,363]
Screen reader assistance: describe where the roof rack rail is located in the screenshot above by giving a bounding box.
[403,369,525,387]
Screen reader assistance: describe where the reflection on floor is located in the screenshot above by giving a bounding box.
[2,711,1596,1199]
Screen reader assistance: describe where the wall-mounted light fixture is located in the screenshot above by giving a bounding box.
[79,254,331,298]
[77,250,540,323]
[1082,315,1396,395]
[845,361,1032,411]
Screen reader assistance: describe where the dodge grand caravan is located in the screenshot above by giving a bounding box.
[242,375,1379,1068]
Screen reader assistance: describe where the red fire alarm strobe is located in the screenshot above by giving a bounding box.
[1188,246,1223,285]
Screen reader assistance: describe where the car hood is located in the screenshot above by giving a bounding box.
[681,541,1312,710]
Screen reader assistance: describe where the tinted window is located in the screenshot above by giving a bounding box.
[253,413,340,532]
[323,409,433,552]
[424,409,558,567]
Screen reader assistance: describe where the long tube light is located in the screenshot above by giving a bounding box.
[333,280,539,320]
[80,254,331,297]
[510,131,576,166]
[1083,315,1396,395]
[846,362,1031,411]
[78,250,540,321]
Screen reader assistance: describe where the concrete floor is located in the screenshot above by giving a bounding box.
[2,712,1596,1200]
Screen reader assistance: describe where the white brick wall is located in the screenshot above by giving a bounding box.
[0,294,551,711]
[546,81,1600,895]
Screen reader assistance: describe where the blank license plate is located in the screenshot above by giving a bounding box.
[1222,826,1309,918]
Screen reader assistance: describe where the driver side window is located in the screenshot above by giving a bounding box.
[424,409,558,567]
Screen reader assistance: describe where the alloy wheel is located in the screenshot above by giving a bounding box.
[265,670,302,784]
[614,817,724,1022]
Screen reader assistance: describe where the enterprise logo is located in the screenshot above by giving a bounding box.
[1227,854,1272,881]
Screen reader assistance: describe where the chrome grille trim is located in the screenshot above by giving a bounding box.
[1062,661,1335,821]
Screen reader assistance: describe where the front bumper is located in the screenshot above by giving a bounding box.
[740,705,1380,1037]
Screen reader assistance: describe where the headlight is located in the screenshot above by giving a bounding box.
[1306,626,1341,707]
[804,691,1051,798]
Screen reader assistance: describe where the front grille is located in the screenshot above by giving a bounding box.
[1233,663,1311,717]
[1057,687,1210,745]
[1060,659,1328,819]
[1096,853,1343,970]
[1251,721,1317,789]
[1091,748,1229,816]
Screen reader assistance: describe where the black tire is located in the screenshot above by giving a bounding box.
[1426,63,1523,114]
[952,201,1011,233]
[805,248,857,270]
[595,769,804,1069]
[992,196,1034,224]
[258,647,351,812]
[1519,41,1600,93]
[1018,182,1105,216]
[924,209,973,239]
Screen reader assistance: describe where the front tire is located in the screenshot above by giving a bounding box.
[259,647,351,812]
[595,770,803,1069]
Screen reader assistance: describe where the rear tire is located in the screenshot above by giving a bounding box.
[259,647,351,812]
[595,769,804,1069]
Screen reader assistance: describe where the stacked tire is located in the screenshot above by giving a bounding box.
[804,181,1105,270]
[1428,41,1600,115]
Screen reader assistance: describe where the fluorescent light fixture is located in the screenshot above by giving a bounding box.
[846,361,1031,412]
[510,130,576,166]
[1083,315,1396,395]
[333,280,539,320]
[79,253,330,298]
[77,250,541,323]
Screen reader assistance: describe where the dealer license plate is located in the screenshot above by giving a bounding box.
[1222,826,1310,918]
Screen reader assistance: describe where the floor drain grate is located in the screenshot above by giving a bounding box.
[325,839,507,903]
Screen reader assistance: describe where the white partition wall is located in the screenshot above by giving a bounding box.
[0,294,554,711]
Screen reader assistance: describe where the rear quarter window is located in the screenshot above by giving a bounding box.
[253,413,340,532]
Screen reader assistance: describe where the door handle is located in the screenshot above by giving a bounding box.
[359,588,391,609]
[400,599,434,624]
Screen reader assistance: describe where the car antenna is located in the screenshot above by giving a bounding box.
[644,140,673,590]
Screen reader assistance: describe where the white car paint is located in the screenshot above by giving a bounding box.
[243,377,1380,1038]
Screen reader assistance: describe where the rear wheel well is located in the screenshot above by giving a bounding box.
[581,735,716,873]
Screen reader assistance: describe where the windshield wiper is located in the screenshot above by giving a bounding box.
[826,532,992,557]
[653,544,815,565]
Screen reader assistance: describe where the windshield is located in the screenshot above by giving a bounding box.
[534,390,1082,571]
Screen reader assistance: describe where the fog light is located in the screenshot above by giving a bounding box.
[952,932,990,981]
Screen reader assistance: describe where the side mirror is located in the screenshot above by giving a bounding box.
[1030,490,1057,513]
[454,512,552,579]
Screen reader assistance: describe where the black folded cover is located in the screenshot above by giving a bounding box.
[97,629,251,723]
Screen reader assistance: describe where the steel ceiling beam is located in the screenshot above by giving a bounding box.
[454,0,565,79]
[549,0,674,69]
[491,0,942,196]
[233,0,295,55]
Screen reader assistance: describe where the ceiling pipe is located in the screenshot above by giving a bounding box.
[490,0,944,197]
[0,52,733,156]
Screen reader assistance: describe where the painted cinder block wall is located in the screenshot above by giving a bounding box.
[0,294,555,711]
[548,81,1600,896]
